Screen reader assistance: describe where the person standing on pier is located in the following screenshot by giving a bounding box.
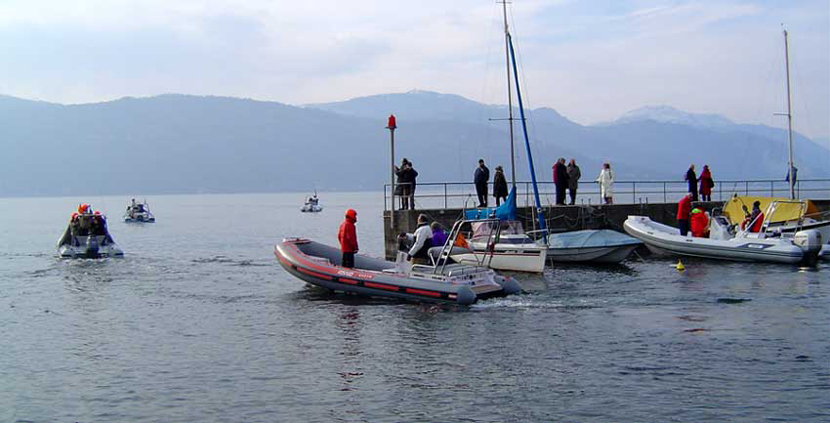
[685,164,698,201]
[677,193,692,236]
[552,158,569,205]
[493,165,509,206]
[596,163,614,204]
[567,159,581,205]
[474,159,490,208]
[699,165,714,201]
[338,209,359,268]
[395,158,414,210]
[406,161,418,210]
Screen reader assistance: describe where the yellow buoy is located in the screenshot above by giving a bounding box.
[676,260,685,271]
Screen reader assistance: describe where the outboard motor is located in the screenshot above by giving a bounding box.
[793,229,821,266]
[85,235,100,258]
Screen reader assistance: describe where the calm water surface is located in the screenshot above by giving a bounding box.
[1,192,828,422]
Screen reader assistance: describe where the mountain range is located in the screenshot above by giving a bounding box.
[1,90,827,197]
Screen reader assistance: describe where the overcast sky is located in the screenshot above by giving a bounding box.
[0,0,827,139]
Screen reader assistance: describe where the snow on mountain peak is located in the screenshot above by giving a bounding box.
[616,105,735,128]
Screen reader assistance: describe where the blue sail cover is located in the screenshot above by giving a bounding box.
[464,187,516,221]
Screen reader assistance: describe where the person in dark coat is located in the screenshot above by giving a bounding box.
[404,161,418,210]
[552,157,569,205]
[474,159,490,208]
[493,165,509,206]
[566,158,581,205]
[394,158,412,210]
[698,165,713,201]
[685,164,698,202]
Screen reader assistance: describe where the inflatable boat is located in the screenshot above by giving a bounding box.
[275,238,521,305]
[545,229,642,264]
[58,208,124,259]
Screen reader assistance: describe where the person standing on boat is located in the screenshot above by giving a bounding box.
[493,165,509,206]
[596,163,615,204]
[685,164,698,201]
[474,159,490,208]
[552,158,569,205]
[567,159,581,205]
[698,165,714,201]
[677,193,693,236]
[338,209,359,268]
[408,214,433,264]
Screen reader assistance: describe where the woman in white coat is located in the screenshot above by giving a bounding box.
[596,162,614,204]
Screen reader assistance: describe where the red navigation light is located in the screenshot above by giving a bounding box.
[387,114,397,129]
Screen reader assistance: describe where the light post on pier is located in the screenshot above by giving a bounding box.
[387,114,397,228]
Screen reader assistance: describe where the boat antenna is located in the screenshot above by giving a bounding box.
[782,27,795,200]
[499,0,517,189]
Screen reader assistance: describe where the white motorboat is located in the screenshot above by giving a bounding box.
[721,195,830,243]
[545,229,642,264]
[58,207,124,259]
[450,220,548,273]
[624,205,822,265]
[124,200,155,222]
[301,194,322,213]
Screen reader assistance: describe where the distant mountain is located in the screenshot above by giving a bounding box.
[600,105,735,129]
[0,91,827,197]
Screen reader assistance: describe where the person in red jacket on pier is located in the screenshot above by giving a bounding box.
[677,193,693,236]
[338,209,359,268]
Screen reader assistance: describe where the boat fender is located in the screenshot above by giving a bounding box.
[497,276,522,295]
[456,286,476,306]
[675,260,685,271]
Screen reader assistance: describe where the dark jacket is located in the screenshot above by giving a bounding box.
[554,163,569,187]
[685,168,698,193]
[493,170,509,198]
[567,164,581,190]
[474,165,490,185]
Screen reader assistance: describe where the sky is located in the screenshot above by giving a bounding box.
[0,0,828,140]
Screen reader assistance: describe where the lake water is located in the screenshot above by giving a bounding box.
[1,192,828,422]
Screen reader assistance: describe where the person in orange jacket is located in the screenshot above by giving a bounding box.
[338,209,359,268]
[690,208,709,237]
[677,193,693,236]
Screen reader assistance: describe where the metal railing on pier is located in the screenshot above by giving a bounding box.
[384,179,830,211]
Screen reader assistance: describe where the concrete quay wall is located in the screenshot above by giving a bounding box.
[382,200,830,260]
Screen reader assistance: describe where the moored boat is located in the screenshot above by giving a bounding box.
[275,238,521,305]
[300,194,322,213]
[545,229,642,264]
[449,220,548,273]
[58,204,124,259]
[624,207,822,265]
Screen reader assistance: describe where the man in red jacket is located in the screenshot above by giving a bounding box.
[677,193,692,236]
[338,209,359,268]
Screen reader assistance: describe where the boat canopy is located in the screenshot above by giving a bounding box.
[722,195,820,225]
[464,187,516,221]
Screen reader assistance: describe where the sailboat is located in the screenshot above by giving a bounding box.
[448,3,548,273]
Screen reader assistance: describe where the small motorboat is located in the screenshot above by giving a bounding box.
[275,238,521,305]
[300,194,322,213]
[624,203,822,265]
[58,205,124,259]
[722,195,829,242]
[124,199,155,223]
[545,229,642,264]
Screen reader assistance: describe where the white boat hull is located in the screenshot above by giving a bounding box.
[624,215,804,264]
[452,241,547,273]
[58,235,124,259]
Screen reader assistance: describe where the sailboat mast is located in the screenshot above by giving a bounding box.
[508,33,547,237]
[501,1,516,189]
[783,29,795,200]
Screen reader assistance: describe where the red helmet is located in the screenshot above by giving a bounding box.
[71,212,79,219]
[78,203,90,213]
[345,209,357,219]
[94,211,101,216]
